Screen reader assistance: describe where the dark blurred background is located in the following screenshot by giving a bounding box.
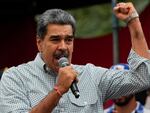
[0,0,149,68]
[0,0,110,21]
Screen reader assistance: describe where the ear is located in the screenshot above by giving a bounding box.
[36,36,43,52]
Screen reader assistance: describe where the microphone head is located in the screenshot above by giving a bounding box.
[58,57,69,67]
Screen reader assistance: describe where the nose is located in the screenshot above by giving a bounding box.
[58,40,67,50]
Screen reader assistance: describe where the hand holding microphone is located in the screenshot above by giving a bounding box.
[57,57,80,98]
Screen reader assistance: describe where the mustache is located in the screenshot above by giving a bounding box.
[53,50,69,59]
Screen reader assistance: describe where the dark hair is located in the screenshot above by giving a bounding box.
[36,9,76,39]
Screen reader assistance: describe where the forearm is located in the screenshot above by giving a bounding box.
[128,18,150,59]
[29,89,61,113]
[113,2,150,59]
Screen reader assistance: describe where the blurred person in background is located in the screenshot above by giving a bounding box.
[104,64,150,113]
[145,89,150,109]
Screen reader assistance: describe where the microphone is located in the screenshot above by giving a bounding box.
[58,57,80,98]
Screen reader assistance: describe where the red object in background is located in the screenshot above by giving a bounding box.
[103,100,114,109]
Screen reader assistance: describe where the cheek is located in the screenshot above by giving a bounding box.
[37,41,48,53]
[69,45,74,53]
[45,45,57,56]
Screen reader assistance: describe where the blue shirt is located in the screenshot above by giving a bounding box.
[104,102,150,113]
[0,49,150,113]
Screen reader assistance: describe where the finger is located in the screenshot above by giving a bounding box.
[113,6,120,12]
[119,7,129,14]
[116,3,131,13]
[75,78,79,83]
[75,71,79,76]
[116,2,126,7]
[74,71,79,82]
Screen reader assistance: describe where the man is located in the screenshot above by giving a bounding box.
[104,64,150,113]
[0,2,150,113]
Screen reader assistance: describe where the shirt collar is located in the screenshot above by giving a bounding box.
[34,52,57,76]
[34,52,45,69]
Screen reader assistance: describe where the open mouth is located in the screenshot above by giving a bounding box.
[54,50,69,60]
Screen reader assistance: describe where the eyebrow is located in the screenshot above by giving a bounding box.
[49,35,74,38]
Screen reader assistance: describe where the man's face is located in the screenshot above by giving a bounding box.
[113,95,134,106]
[36,24,74,72]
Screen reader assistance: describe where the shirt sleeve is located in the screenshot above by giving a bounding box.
[101,49,150,101]
[127,49,150,71]
[0,67,31,113]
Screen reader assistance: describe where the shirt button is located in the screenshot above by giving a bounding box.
[60,108,65,112]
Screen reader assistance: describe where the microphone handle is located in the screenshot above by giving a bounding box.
[70,80,80,98]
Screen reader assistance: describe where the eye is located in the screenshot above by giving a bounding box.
[50,35,61,42]
[65,35,74,43]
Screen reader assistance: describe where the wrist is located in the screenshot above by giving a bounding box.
[53,85,63,97]
[125,11,139,24]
